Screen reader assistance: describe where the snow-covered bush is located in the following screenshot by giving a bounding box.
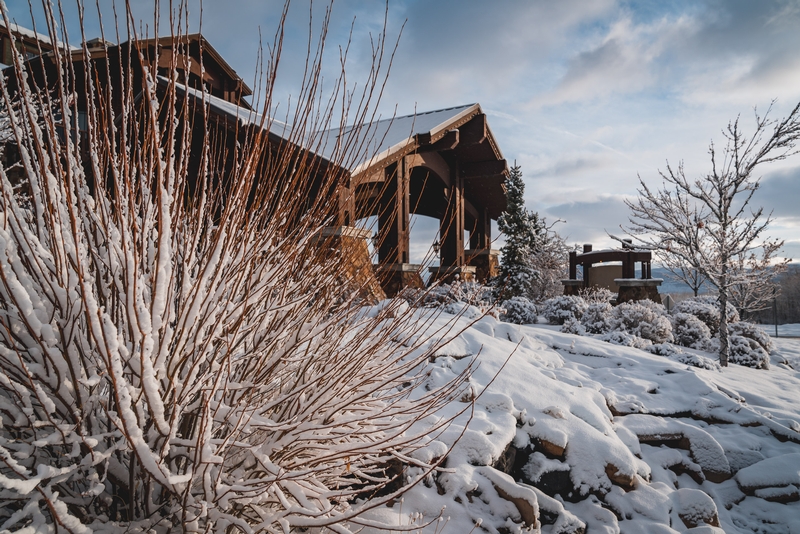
[581,301,613,334]
[671,312,713,350]
[501,296,538,324]
[579,286,616,303]
[728,321,773,353]
[675,352,722,371]
[0,13,467,532]
[726,321,772,369]
[561,315,586,335]
[728,335,770,369]
[648,342,682,356]
[673,295,740,336]
[405,280,495,312]
[599,330,653,350]
[542,295,588,325]
[609,300,673,344]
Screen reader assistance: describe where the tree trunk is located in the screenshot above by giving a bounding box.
[718,264,729,367]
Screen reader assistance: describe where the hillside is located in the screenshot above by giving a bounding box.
[350,305,800,533]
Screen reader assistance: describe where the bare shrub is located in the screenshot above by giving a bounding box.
[0,4,468,531]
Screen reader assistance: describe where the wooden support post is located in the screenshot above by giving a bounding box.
[469,207,491,250]
[378,160,410,264]
[440,159,464,267]
[338,184,355,227]
[569,251,577,279]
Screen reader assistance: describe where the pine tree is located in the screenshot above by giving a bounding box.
[496,164,545,299]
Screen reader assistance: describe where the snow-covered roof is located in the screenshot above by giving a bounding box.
[316,103,480,174]
[0,20,79,52]
[161,77,291,140]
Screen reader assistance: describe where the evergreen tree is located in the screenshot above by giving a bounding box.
[496,164,545,299]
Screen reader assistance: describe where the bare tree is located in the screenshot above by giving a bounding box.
[0,2,471,531]
[625,101,800,366]
[528,221,571,302]
[657,248,708,297]
[728,245,789,319]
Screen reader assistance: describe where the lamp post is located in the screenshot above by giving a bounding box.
[773,287,779,338]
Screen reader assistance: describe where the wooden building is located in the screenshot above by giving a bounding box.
[1,26,508,297]
[318,104,508,294]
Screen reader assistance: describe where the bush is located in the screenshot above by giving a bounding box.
[581,301,613,334]
[501,296,538,324]
[409,281,493,307]
[675,352,722,371]
[673,296,740,336]
[671,312,713,350]
[609,300,673,344]
[579,286,616,303]
[728,335,770,369]
[561,315,586,335]
[0,13,467,531]
[542,295,588,325]
[599,330,653,350]
[728,321,773,353]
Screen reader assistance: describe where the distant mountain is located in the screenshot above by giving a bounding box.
[649,267,710,296]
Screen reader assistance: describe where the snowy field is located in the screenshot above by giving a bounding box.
[351,305,800,533]
[759,323,800,337]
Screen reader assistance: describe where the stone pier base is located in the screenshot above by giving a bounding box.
[313,226,386,304]
[561,279,584,296]
[615,278,663,304]
[428,265,477,286]
[465,249,500,282]
[375,263,425,298]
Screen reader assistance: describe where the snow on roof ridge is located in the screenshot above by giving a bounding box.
[0,20,79,51]
[375,102,476,123]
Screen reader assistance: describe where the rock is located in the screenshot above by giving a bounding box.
[735,453,800,494]
[754,484,800,503]
[539,437,566,459]
[675,488,720,529]
[605,463,635,491]
[477,466,540,530]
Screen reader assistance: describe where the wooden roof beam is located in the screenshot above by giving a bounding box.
[415,129,459,153]
[462,159,507,179]
[459,113,486,146]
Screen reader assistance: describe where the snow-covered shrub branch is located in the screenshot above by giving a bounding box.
[0,4,468,531]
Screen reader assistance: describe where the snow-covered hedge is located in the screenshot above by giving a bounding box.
[403,280,495,311]
[673,296,739,336]
[581,301,613,334]
[728,335,771,369]
[727,321,773,369]
[599,330,654,350]
[542,295,589,325]
[561,315,586,335]
[609,300,673,344]
[501,296,538,324]
[671,312,713,350]
[729,321,774,353]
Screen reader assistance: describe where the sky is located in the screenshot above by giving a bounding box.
[5,0,800,264]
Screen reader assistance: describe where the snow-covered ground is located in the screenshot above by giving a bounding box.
[759,322,800,337]
[354,306,800,533]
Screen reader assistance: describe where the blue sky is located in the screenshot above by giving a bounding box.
[5,0,800,263]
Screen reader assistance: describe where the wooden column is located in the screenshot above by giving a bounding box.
[440,159,464,267]
[378,160,410,264]
[469,207,491,250]
[337,183,355,227]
